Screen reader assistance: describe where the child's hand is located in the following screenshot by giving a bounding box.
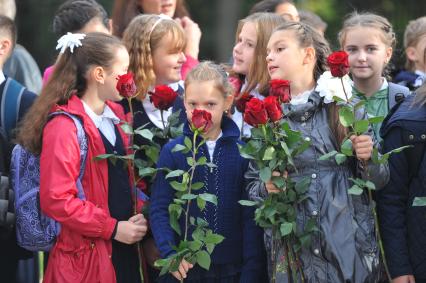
[171,259,193,280]
[114,218,147,244]
[129,213,147,227]
[391,275,415,283]
[265,171,287,194]
[177,16,201,58]
[350,135,373,161]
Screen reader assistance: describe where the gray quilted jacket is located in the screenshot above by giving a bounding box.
[245,91,389,283]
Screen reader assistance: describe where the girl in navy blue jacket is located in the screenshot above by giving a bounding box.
[150,62,266,283]
[378,82,426,283]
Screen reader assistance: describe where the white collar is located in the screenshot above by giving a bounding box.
[0,71,5,85]
[414,70,426,87]
[379,78,388,91]
[82,101,120,128]
[290,88,314,105]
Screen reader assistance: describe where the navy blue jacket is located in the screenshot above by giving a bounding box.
[378,94,426,280]
[150,116,266,282]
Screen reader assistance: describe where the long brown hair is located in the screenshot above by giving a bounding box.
[112,0,189,38]
[16,32,124,154]
[403,16,426,71]
[122,14,186,98]
[233,12,287,96]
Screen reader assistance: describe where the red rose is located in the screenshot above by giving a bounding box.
[235,92,253,113]
[243,98,268,127]
[269,80,291,104]
[263,96,282,123]
[191,109,213,133]
[116,72,137,98]
[149,85,178,111]
[327,51,349,77]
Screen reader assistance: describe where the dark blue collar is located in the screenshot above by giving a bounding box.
[183,115,240,141]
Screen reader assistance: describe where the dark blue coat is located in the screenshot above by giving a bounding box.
[150,116,266,282]
[378,94,426,280]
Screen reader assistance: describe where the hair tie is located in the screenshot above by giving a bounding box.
[56,32,86,54]
[148,14,173,38]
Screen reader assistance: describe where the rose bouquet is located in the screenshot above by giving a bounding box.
[239,81,316,282]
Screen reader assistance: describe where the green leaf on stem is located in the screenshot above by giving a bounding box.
[238,200,257,206]
[199,193,218,206]
[413,197,426,206]
[332,95,347,104]
[272,175,286,189]
[184,136,192,150]
[197,156,207,165]
[263,146,276,161]
[354,120,369,134]
[335,153,347,165]
[354,100,366,111]
[280,222,293,236]
[94,153,116,161]
[138,167,157,178]
[145,146,160,163]
[204,231,225,244]
[196,250,211,270]
[368,116,384,125]
[348,185,364,195]
[295,177,311,194]
[372,145,412,164]
[172,144,186,152]
[170,181,187,192]
[341,139,353,157]
[260,167,272,183]
[134,129,154,141]
[165,169,185,179]
[181,193,197,200]
[191,182,205,190]
[120,123,133,135]
[365,181,376,190]
[206,243,215,254]
[197,197,206,210]
[186,157,195,167]
[188,240,202,251]
[319,150,338,161]
[339,106,355,128]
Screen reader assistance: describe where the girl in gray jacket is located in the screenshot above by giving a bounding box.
[246,21,389,283]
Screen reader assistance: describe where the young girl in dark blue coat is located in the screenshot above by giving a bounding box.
[150,61,267,283]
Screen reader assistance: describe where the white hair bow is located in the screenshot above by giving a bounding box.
[56,32,86,54]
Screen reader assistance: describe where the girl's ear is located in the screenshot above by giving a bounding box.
[303,46,316,65]
[0,39,12,56]
[91,66,106,84]
[385,47,393,64]
[406,46,417,62]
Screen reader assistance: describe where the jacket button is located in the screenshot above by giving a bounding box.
[305,137,311,142]
[421,134,426,140]
[311,173,317,179]
[313,248,320,255]
[409,134,414,140]
[312,210,318,216]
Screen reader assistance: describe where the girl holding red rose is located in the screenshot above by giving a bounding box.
[230,12,286,137]
[338,12,411,143]
[16,33,147,283]
[246,22,389,282]
[150,62,267,282]
[120,13,188,281]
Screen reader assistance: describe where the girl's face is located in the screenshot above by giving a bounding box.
[232,22,257,76]
[266,30,307,81]
[343,27,392,83]
[138,0,176,18]
[406,34,426,71]
[275,3,299,22]
[184,80,233,140]
[152,33,186,85]
[102,46,130,101]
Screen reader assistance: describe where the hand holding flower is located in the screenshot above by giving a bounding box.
[350,135,373,161]
[171,259,194,281]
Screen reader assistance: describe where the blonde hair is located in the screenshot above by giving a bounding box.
[185,61,234,98]
[273,21,330,81]
[234,12,287,96]
[403,16,426,71]
[122,14,186,98]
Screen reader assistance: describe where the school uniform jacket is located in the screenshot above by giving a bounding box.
[40,95,131,283]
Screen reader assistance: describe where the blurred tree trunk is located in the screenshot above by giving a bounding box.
[215,0,242,63]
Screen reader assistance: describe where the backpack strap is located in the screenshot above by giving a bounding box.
[388,82,411,110]
[0,78,25,140]
[48,112,88,200]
